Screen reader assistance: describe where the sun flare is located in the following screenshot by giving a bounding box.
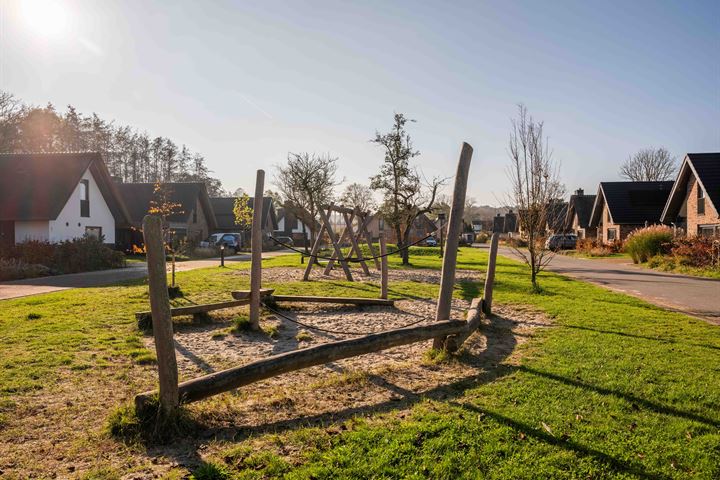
[20,0,70,37]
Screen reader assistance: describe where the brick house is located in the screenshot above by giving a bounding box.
[210,197,278,247]
[366,212,436,244]
[563,188,597,239]
[588,181,673,244]
[660,153,720,237]
[116,182,216,250]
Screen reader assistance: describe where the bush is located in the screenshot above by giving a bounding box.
[624,225,673,263]
[576,238,622,256]
[475,232,490,244]
[0,258,51,281]
[670,236,719,268]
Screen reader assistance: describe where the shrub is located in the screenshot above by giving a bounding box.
[475,232,490,244]
[624,225,673,263]
[576,238,623,257]
[0,258,51,281]
[670,236,719,268]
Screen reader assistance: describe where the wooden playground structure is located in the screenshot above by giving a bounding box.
[134,142,500,415]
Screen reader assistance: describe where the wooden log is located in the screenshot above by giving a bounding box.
[135,319,467,405]
[136,299,251,322]
[317,205,353,281]
[344,211,370,275]
[272,295,394,306]
[249,169,265,330]
[444,297,483,352]
[483,233,499,315]
[231,288,275,300]
[302,212,326,281]
[433,142,473,349]
[323,210,356,275]
[139,215,179,414]
[358,213,381,270]
[380,233,388,300]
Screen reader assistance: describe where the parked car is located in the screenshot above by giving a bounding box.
[201,233,243,253]
[273,235,294,247]
[545,234,577,251]
[425,237,438,247]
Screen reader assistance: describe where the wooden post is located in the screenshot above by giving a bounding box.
[317,206,353,281]
[249,169,265,330]
[345,210,370,275]
[483,233,499,315]
[433,142,473,349]
[323,209,356,275]
[380,233,388,299]
[138,215,179,414]
[302,216,325,281]
[359,213,381,270]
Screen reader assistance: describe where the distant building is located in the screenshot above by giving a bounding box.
[275,206,318,248]
[588,181,673,244]
[564,189,597,239]
[661,153,720,237]
[210,196,277,247]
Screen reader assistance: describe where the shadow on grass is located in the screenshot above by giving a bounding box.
[565,324,720,352]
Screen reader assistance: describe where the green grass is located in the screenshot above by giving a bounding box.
[562,250,630,259]
[1,247,719,478]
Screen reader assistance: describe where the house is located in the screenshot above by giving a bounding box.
[366,213,436,244]
[210,197,278,247]
[588,181,674,244]
[116,182,216,250]
[661,153,720,237]
[516,202,567,238]
[0,152,130,248]
[275,206,318,248]
[564,189,597,239]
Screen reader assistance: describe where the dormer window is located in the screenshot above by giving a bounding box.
[697,185,705,215]
[80,179,90,217]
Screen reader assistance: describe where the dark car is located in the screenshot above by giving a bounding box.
[202,233,243,253]
[545,234,577,251]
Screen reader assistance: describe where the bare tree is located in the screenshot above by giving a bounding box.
[506,105,565,291]
[620,147,676,181]
[340,183,377,213]
[0,91,25,152]
[274,152,340,248]
[370,113,445,265]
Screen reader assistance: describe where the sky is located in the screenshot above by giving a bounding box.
[1,0,718,205]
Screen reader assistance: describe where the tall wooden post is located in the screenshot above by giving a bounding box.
[433,142,473,349]
[483,233,499,315]
[380,233,388,299]
[249,170,265,330]
[139,215,178,413]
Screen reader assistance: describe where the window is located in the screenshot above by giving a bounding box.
[699,226,718,238]
[85,226,102,240]
[607,228,617,241]
[80,179,90,217]
[698,186,705,215]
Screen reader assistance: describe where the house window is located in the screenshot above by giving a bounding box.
[80,180,90,217]
[698,186,705,215]
[607,228,617,241]
[85,226,102,240]
[699,226,717,238]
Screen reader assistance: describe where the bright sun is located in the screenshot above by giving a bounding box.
[20,0,70,37]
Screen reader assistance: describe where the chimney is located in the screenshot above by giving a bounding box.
[575,188,584,196]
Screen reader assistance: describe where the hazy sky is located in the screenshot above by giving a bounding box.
[1,0,718,204]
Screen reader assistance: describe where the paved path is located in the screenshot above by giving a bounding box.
[0,251,293,301]
[494,246,720,323]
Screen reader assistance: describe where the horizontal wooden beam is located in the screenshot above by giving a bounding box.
[231,289,275,300]
[445,297,484,352]
[135,299,249,322]
[136,319,467,407]
[272,295,394,306]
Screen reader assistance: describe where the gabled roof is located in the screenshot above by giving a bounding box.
[589,181,674,226]
[0,152,130,224]
[210,197,278,231]
[276,206,320,231]
[661,153,720,223]
[546,202,568,231]
[565,194,597,230]
[117,182,217,230]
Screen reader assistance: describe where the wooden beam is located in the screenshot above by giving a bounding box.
[323,210,356,275]
[358,213,381,270]
[136,299,251,323]
[272,295,394,306]
[433,142,473,349]
[444,297,483,352]
[302,209,326,281]
[380,233,388,299]
[317,205,353,281]
[483,233,499,315]
[139,215,179,414]
[135,320,467,405]
[249,169,265,330]
[231,289,275,300]
[344,211,370,275]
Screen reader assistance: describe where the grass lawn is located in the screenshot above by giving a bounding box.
[0,247,718,478]
[561,250,630,260]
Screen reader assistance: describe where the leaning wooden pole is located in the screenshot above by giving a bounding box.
[483,233,499,315]
[433,142,473,349]
[318,205,353,281]
[380,233,389,299]
[249,169,265,330]
[135,320,468,405]
[137,215,179,414]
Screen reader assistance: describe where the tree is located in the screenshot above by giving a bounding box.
[0,91,25,152]
[340,183,377,213]
[233,193,253,233]
[274,152,340,248]
[148,183,184,288]
[620,147,676,181]
[506,104,565,291]
[370,113,444,265]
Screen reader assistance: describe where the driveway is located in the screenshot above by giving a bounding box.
[493,246,720,323]
[0,250,293,301]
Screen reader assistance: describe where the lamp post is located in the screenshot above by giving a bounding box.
[438,212,446,258]
[220,243,225,267]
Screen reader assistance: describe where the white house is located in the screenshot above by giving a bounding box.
[0,152,130,247]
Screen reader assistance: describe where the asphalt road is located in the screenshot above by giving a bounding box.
[0,251,293,301]
[496,246,720,323]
